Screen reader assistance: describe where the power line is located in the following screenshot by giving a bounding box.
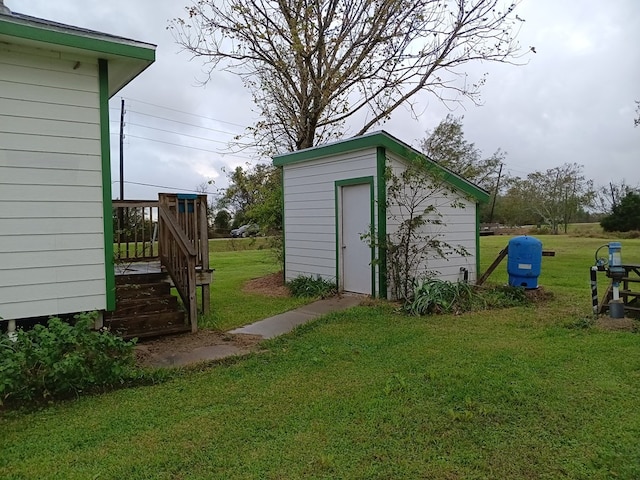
[113,180,222,195]
[111,96,248,129]
[127,109,242,137]
[127,122,235,146]
[108,108,241,137]
[120,133,261,160]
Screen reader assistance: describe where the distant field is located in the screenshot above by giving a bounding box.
[208,236,271,252]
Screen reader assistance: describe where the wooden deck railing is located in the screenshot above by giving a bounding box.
[113,194,210,333]
[158,194,210,271]
[112,200,159,262]
[158,203,198,332]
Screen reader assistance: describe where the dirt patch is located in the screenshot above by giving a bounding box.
[242,271,290,297]
[134,272,290,368]
[595,316,638,332]
[524,286,554,303]
[134,330,263,368]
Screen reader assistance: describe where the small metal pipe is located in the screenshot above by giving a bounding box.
[590,266,599,315]
[7,319,17,342]
[460,267,469,283]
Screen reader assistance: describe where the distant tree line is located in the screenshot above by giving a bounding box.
[211,116,639,237]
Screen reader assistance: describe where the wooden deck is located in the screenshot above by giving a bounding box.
[110,194,212,338]
[115,259,162,276]
[114,260,213,287]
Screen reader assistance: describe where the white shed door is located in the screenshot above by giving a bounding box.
[341,183,372,294]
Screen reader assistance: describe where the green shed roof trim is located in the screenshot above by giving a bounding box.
[0,12,156,61]
[273,131,490,203]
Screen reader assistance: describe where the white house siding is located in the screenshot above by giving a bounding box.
[385,153,477,296]
[283,149,378,288]
[0,44,106,320]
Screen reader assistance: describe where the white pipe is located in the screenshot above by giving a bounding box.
[94,312,104,330]
[612,284,620,301]
[7,319,17,342]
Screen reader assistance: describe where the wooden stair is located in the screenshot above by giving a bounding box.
[104,273,190,339]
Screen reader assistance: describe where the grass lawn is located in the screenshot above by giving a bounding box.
[2,234,640,479]
[202,245,308,331]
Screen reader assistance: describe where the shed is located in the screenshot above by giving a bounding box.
[0,5,155,331]
[273,131,490,299]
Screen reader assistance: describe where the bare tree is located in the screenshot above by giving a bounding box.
[635,100,640,128]
[420,114,506,191]
[505,163,595,234]
[171,0,527,153]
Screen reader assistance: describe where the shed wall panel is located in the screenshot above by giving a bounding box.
[0,45,107,321]
[384,153,478,294]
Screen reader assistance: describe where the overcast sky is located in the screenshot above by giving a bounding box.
[11,0,640,201]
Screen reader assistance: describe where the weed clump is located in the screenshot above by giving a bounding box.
[287,276,337,298]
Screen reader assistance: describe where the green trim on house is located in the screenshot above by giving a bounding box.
[98,59,116,312]
[376,147,388,299]
[476,205,481,282]
[280,166,286,283]
[0,17,155,61]
[0,15,155,97]
[274,131,490,203]
[334,176,376,297]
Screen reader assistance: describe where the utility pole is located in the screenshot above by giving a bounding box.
[119,98,125,201]
[488,162,503,224]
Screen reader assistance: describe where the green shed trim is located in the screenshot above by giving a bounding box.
[376,147,388,299]
[476,205,481,280]
[280,166,286,283]
[98,59,116,311]
[274,131,490,204]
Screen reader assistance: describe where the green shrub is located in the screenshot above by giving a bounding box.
[405,279,530,316]
[287,276,337,298]
[0,313,141,406]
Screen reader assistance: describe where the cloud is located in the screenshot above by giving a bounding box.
[15,0,640,199]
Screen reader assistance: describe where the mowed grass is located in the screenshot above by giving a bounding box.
[2,233,640,479]
[202,239,308,331]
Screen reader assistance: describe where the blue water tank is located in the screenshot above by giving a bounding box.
[507,236,542,289]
